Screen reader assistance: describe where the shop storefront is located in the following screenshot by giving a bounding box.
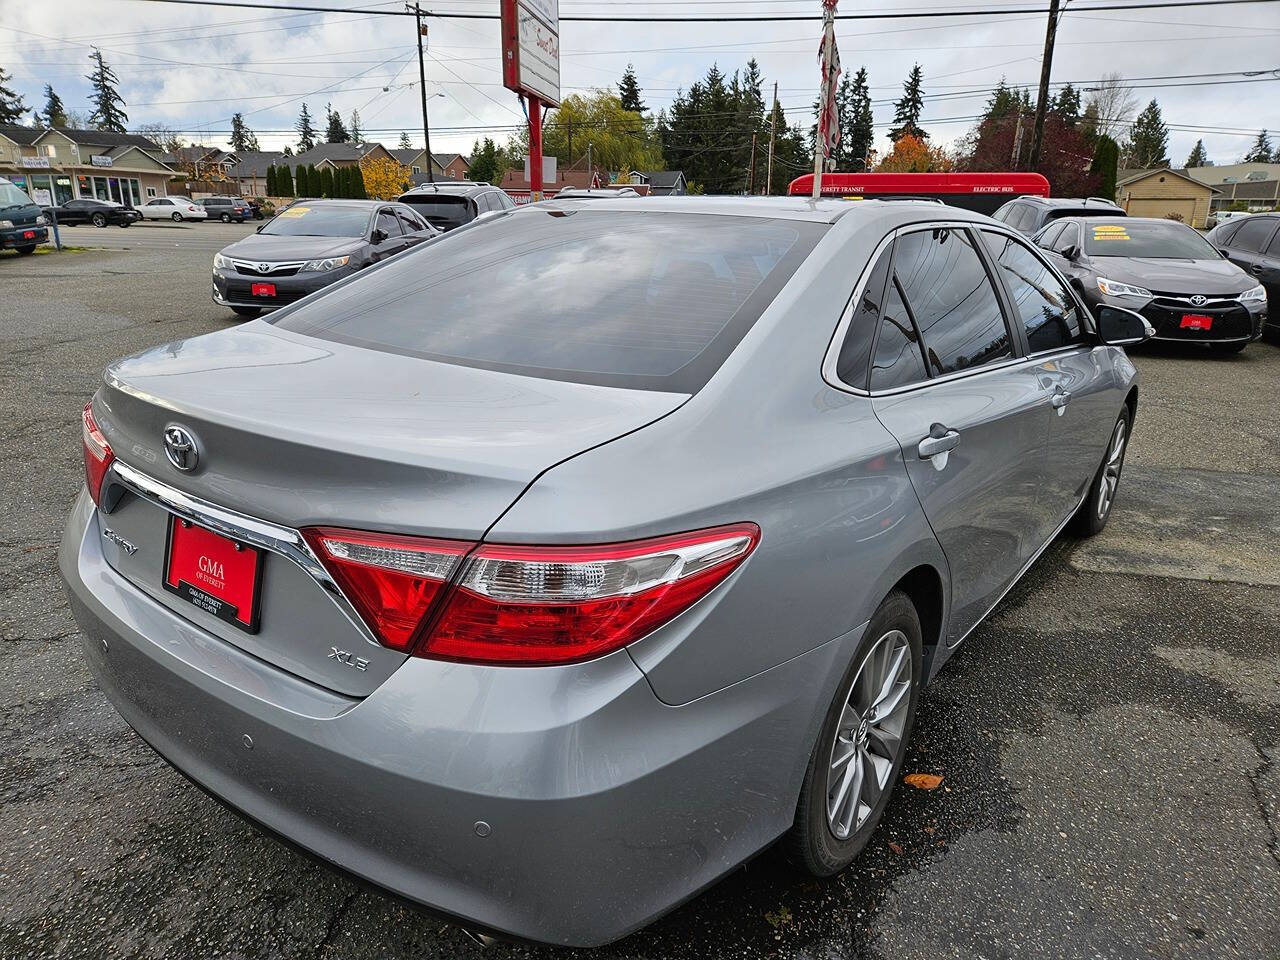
[0,126,175,207]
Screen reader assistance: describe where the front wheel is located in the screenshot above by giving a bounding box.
[1211,341,1247,355]
[1073,409,1131,537]
[91,213,107,228]
[16,244,36,255]
[788,590,923,876]
[230,306,261,318]
[119,221,131,228]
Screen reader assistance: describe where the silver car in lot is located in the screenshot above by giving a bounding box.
[60,197,1147,946]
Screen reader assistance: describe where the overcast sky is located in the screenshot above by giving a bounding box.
[2,0,1278,166]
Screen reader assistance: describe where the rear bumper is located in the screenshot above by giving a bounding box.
[1,225,47,247]
[59,489,847,946]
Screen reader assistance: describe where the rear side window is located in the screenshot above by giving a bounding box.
[1037,222,1066,249]
[1052,223,1080,254]
[893,228,1011,376]
[1229,217,1277,252]
[980,230,1088,353]
[1266,228,1280,257]
[869,278,928,391]
[273,210,823,392]
[834,244,893,389]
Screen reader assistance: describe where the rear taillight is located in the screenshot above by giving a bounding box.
[303,523,760,666]
[82,401,114,505]
[302,528,471,651]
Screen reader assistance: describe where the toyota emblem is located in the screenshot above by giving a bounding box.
[1190,295,1207,306]
[258,262,270,273]
[163,425,199,472]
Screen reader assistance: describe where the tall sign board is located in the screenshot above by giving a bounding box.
[501,0,560,108]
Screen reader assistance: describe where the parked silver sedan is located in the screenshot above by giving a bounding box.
[60,197,1147,946]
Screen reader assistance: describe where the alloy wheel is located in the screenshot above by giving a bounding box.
[1096,419,1127,520]
[825,629,913,840]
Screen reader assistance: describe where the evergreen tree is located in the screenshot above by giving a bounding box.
[398,130,412,149]
[619,63,645,113]
[41,84,67,128]
[889,63,926,143]
[230,112,255,152]
[296,103,317,152]
[1243,129,1273,163]
[325,103,349,143]
[467,137,504,184]
[85,47,127,132]
[282,145,294,157]
[844,67,874,171]
[1090,135,1120,200]
[266,165,276,195]
[1185,139,1209,167]
[279,164,293,196]
[319,165,335,197]
[1127,99,1169,168]
[349,109,362,144]
[1079,101,1100,142]
[1051,83,1081,127]
[352,165,367,199]
[981,78,1022,124]
[295,164,309,195]
[0,66,26,125]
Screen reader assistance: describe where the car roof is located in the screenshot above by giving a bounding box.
[1018,196,1123,209]
[1055,215,1196,226]
[529,194,970,224]
[400,181,497,198]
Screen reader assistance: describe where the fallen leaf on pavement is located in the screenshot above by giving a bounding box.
[903,773,944,790]
[888,841,903,855]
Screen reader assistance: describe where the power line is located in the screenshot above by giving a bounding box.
[119,0,1280,23]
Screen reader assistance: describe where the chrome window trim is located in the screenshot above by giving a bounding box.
[101,460,381,647]
[822,220,1041,398]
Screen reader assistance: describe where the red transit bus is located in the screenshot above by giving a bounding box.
[787,172,1050,215]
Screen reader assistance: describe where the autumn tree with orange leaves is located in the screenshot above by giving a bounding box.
[874,134,954,173]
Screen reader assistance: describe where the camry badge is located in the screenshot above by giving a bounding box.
[1190,295,1207,306]
[163,425,199,472]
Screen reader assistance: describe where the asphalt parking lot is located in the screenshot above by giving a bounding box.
[1,232,1278,960]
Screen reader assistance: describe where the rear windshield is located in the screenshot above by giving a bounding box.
[397,194,473,229]
[273,210,823,392]
[1084,220,1220,258]
[262,205,370,237]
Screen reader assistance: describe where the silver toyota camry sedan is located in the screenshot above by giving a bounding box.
[60,196,1148,946]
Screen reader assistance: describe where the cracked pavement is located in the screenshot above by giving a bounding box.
[1,235,1278,959]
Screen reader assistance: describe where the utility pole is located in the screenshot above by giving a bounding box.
[766,81,778,196]
[1011,110,1025,169]
[749,132,758,195]
[407,2,434,183]
[567,119,573,167]
[812,2,837,199]
[1028,0,1062,168]
[587,143,593,186]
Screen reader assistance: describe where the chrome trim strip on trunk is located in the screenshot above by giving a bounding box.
[101,460,381,646]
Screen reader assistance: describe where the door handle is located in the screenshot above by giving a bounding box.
[918,425,961,459]
[1050,389,1072,410]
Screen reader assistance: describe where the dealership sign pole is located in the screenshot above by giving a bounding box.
[812,0,841,199]
[501,0,560,201]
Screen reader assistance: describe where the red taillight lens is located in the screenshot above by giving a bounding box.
[301,527,472,652]
[82,401,114,505]
[421,523,760,665]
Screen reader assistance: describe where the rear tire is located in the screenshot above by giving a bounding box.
[91,213,107,228]
[1072,408,1131,537]
[220,213,232,223]
[230,306,261,318]
[16,244,36,255]
[171,212,183,222]
[788,590,923,876]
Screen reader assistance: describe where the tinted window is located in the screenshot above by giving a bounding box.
[869,278,928,391]
[893,228,1011,376]
[981,230,1087,353]
[1052,222,1080,254]
[835,244,893,389]
[273,211,823,392]
[263,204,372,238]
[1037,222,1065,249]
[398,194,473,229]
[395,209,425,233]
[1082,220,1220,258]
[1266,228,1280,257]
[1231,217,1278,253]
[992,202,1014,223]
[376,209,402,236]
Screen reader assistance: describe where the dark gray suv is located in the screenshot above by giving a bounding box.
[396,181,514,231]
[993,195,1126,236]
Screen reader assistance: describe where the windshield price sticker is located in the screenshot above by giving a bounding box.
[279,206,310,218]
[1093,224,1130,241]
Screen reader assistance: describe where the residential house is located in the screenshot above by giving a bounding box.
[1114,168,1219,228]
[227,150,287,197]
[1183,162,1280,212]
[433,153,469,180]
[289,141,394,172]
[0,125,177,206]
[171,145,239,181]
[391,149,470,181]
[641,170,687,196]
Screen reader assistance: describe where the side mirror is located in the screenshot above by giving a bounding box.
[1096,305,1154,346]
[1061,244,1079,261]
[371,228,387,244]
